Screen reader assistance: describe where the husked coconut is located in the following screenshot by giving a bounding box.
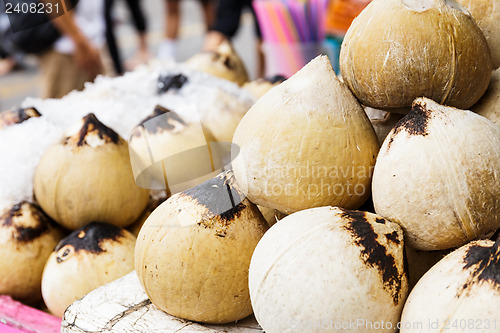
[249,207,408,333]
[456,0,500,69]
[340,0,492,110]
[197,88,254,143]
[232,55,379,214]
[34,113,149,230]
[185,40,249,86]
[472,68,500,126]
[365,107,405,144]
[129,105,217,192]
[243,75,287,99]
[0,202,63,303]
[135,170,268,324]
[401,239,500,333]
[41,222,136,317]
[373,98,500,250]
[0,107,41,130]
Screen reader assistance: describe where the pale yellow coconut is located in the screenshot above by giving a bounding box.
[41,222,136,317]
[340,0,492,110]
[232,55,379,214]
[472,68,500,126]
[185,40,249,86]
[249,207,408,333]
[34,114,149,230]
[373,98,500,251]
[456,0,500,69]
[128,105,217,193]
[401,239,500,333]
[135,170,268,324]
[0,202,63,304]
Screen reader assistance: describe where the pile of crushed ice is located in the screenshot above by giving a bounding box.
[0,63,255,212]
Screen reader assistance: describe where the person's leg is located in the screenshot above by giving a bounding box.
[104,0,123,75]
[157,0,180,60]
[247,0,265,78]
[124,0,149,68]
[203,0,243,51]
[200,0,215,30]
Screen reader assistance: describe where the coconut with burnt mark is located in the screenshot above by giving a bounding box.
[135,170,268,324]
[249,207,408,333]
[33,113,149,230]
[340,0,492,110]
[0,107,41,130]
[401,239,500,332]
[372,98,500,250]
[185,40,249,86]
[41,222,136,317]
[0,202,63,304]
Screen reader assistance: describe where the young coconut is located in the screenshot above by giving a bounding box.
[257,205,286,227]
[0,106,41,130]
[232,55,379,214]
[34,113,149,230]
[400,239,500,333]
[41,222,136,317]
[365,107,405,144]
[456,0,500,69]
[0,202,63,304]
[339,0,492,110]
[197,88,254,142]
[134,170,268,324]
[185,40,249,86]
[373,98,500,251]
[471,68,500,127]
[249,207,408,333]
[128,105,218,192]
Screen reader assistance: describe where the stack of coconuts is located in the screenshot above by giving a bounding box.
[135,0,500,332]
[1,1,500,332]
[0,41,264,318]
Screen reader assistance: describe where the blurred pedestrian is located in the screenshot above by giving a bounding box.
[157,0,215,60]
[36,0,107,98]
[0,2,24,76]
[105,0,149,74]
[203,0,264,77]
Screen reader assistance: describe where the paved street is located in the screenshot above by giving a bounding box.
[0,0,258,110]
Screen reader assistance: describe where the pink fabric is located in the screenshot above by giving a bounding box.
[0,296,61,333]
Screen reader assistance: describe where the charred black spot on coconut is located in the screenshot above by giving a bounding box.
[375,218,386,224]
[1,202,55,243]
[267,75,287,84]
[385,231,401,244]
[136,105,187,137]
[63,113,120,147]
[0,106,41,129]
[181,171,246,235]
[223,57,235,70]
[54,222,124,255]
[459,240,500,295]
[157,74,188,94]
[387,101,431,149]
[340,208,403,305]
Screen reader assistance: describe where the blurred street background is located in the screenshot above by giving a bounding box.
[0,0,258,110]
